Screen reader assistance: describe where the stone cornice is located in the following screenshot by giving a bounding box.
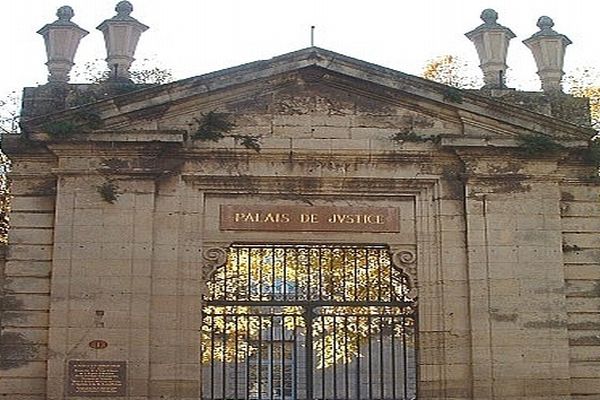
[21,47,595,141]
[182,175,437,195]
[29,130,185,143]
[441,136,588,149]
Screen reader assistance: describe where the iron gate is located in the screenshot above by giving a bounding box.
[201,244,417,400]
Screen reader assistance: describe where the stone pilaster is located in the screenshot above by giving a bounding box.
[0,141,57,398]
[460,149,571,399]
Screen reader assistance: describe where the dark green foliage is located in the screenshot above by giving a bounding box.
[390,131,438,143]
[43,121,78,138]
[43,110,104,139]
[517,133,564,155]
[66,59,172,107]
[191,112,261,151]
[192,111,236,141]
[66,82,139,108]
[582,138,600,167]
[391,131,424,142]
[233,134,261,152]
[66,89,100,108]
[75,111,104,130]
[109,82,140,96]
[443,87,463,104]
[97,181,119,204]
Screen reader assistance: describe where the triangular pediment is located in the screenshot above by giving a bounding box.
[24,47,594,143]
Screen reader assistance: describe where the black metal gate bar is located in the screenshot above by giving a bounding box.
[201,244,417,400]
[355,316,360,400]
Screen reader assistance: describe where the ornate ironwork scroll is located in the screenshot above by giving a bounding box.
[200,246,228,295]
[392,249,418,300]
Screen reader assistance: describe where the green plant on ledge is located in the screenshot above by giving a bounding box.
[443,87,463,104]
[582,138,600,167]
[517,133,564,155]
[191,111,262,152]
[232,134,261,152]
[43,121,78,139]
[42,110,104,139]
[75,111,104,130]
[192,111,236,141]
[96,180,119,204]
[390,130,439,143]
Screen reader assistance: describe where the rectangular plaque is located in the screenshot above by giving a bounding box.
[220,205,400,232]
[67,360,126,397]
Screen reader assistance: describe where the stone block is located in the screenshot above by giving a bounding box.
[4,278,50,294]
[101,242,133,261]
[561,201,600,217]
[102,209,135,227]
[310,126,350,139]
[0,378,46,394]
[565,264,600,280]
[1,328,48,345]
[291,138,332,151]
[7,245,52,262]
[272,125,313,138]
[9,212,55,228]
[9,228,54,245]
[72,208,104,226]
[567,297,600,313]
[562,216,600,232]
[11,197,55,212]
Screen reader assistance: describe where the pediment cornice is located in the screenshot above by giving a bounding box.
[22,47,595,143]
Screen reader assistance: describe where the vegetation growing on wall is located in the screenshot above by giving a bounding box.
[584,138,600,166]
[192,111,236,142]
[96,180,120,204]
[422,55,482,89]
[72,58,173,86]
[0,90,20,135]
[192,111,262,152]
[66,59,173,107]
[43,110,104,139]
[232,134,261,152]
[390,131,439,143]
[0,152,10,244]
[517,133,565,155]
[565,68,600,129]
[443,87,464,103]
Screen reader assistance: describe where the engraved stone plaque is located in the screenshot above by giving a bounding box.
[67,360,126,397]
[220,205,400,232]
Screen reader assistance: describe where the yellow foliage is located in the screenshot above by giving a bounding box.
[0,151,10,244]
[201,245,415,369]
[422,55,480,89]
[565,68,600,129]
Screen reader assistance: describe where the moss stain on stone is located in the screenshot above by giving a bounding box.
[523,319,567,329]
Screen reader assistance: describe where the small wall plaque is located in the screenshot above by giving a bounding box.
[88,340,108,350]
[67,360,126,397]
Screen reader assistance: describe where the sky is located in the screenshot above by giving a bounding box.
[3,0,600,97]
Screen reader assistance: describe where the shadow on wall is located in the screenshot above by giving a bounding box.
[0,246,38,370]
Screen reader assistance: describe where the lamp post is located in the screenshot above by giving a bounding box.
[97,1,149,81]
[465,9,515,89]
[37,6,89,83]
[523,17,572,92]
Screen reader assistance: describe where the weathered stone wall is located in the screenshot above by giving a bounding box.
[0,146,56,399]
[458,153,572,400]
[560,183,600,399]
[3,53,596,399]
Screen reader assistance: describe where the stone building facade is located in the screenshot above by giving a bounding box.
[1,6,600,400]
